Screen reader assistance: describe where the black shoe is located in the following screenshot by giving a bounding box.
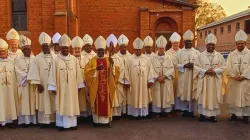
[199,114,205,122]
[188,112,195,118]
[229,114,238,121]
[243,116,249,124]
[92,122,98,127]
[19,124,28,128]
[210,116,217,123]
[182,111,188,117]
[7,123,17,129]
[113,116,121,120]
[39,124,47,129]
[70,127,78,130]
[146,114,152,119]
[57,127,65,131]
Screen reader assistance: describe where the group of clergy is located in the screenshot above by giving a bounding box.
[0,28,249,131]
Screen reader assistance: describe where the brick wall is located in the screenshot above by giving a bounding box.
[197,16,250,52]
[0,0,196,54]
[79,0,195,52]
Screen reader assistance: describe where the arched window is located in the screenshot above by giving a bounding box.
[11,0,27,31]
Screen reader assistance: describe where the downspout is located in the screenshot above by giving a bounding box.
[66,0,70,36]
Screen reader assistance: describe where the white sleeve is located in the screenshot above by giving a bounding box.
[48,84,56,91]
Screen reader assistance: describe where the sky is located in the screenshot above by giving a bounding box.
[211,0,249,16]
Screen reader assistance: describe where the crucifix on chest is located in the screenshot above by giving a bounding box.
[44,63,51,76]
[133,61,145,77]
[23,65,30,73]
[156,61,164,77]
[61,60,73,83]
[44,57,52,76]
[238,58,242,75]
[0,66,10,85]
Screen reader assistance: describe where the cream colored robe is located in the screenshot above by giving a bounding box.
[176,47,200,101]
[145,52,155,58]
[125,54,155,117]
[111,54,125,116]
[48,54,83,116]
[8,49,23,60]
[175,47,200,112]
[117,51,131,114]
[77,55,89,116]
[0,58,18,124]
[166,48,181,95]
[151,54,175,113]
[194,50,226,116]
[81,50,96,62]
[15,55,36,124]
[27,52,56,124]
[225,47,250,116]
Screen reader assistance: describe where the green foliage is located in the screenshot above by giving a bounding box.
[195,0,226,29]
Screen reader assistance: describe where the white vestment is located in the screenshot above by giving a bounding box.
[175,48,200,112]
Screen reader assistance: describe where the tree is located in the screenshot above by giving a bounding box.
[195,0,226,29]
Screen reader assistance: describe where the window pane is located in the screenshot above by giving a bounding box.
[245,20,250,34]
[12,0,27,30]
[228,25,231,32]
[236,22,240,30]
[12,0,26,12]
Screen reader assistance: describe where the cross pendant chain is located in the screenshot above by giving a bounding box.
[238,58,242,75]
[0,66,10,85]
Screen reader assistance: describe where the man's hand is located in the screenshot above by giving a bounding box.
[205,69,216,76]
[184,63,194,69]
[124,84,130,89]
[96,64,104,71]
[109,57,114,65]
[37,84,44,93]
[234,75,246,81]
[157,76,165,84]
[51,91,56,95]
[78,88,83,93]
[147,82,153,88]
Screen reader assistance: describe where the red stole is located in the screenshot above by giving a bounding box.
[96,58,109,116]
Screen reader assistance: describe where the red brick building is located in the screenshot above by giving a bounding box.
[197,9,250,53]
[0,0,197,54]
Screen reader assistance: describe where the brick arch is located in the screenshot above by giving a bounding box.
[153,17,178,50]
[154,17,178,32]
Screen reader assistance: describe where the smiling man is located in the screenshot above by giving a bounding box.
[84,36,120,127]
[27,32,56,129]
[194,33,226,122]
[175,30,200,117]
[6,28,22,60]
[225,30,250,123]
[15,35,36,127]
[48,34,84,131]
[0,38,18,128]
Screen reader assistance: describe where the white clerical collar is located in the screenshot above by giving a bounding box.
[205,50,216,55]
[83,50,95,55]
[59,54,70,60]
[183,47,195,51]
[236,47,249,54]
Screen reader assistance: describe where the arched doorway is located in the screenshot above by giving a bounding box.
[154,17,178,51]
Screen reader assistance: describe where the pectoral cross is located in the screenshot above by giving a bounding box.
[134,61,145,77]
[61,61,73,83]
[238,58,242,75]
[188,55,191,63]
[209,56,214,68]
[24,64,30,73]
[156,62,164,76]
[1,66,10,85]
[44,63,51,76]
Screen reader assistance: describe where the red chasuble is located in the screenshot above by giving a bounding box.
[96,58,109,116]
